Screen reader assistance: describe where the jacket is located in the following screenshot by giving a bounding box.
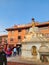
[0,51,7,65]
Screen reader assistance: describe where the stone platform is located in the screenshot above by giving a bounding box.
[7,62,49,65]
[7,55,49,65]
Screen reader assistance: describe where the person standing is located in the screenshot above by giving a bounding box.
[17,46,20,55]
[13,47,17,56]
[0,45,7,65]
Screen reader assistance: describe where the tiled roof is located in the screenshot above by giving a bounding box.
[6,21,49,31]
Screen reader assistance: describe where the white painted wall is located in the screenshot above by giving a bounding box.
[21,43,41,60]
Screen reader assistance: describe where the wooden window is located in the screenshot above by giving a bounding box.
[18,36,21,39]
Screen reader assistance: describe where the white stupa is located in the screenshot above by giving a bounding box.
[21,18,49,61]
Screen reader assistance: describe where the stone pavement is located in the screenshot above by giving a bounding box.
[7,55,40,64]
[7,55,49,65]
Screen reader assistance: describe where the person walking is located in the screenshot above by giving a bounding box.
[0,45,7,65]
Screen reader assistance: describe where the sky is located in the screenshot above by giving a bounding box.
[0,0,49,35]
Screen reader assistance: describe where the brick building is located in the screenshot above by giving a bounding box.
[6,19,49,46]
[0,35,8,44]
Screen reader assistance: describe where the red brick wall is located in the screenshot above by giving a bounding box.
[8,29,26,45]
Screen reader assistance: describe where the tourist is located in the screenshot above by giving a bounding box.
[13,47,17,56]
[17,46,20,55]
[0,45,7,65]
[6,47,12,57]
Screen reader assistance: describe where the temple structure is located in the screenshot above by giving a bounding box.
[21,19,49,62]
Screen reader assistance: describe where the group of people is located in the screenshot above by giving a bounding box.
[13,45,21,56]
[4,45,21,57]
[0,44,21,65]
